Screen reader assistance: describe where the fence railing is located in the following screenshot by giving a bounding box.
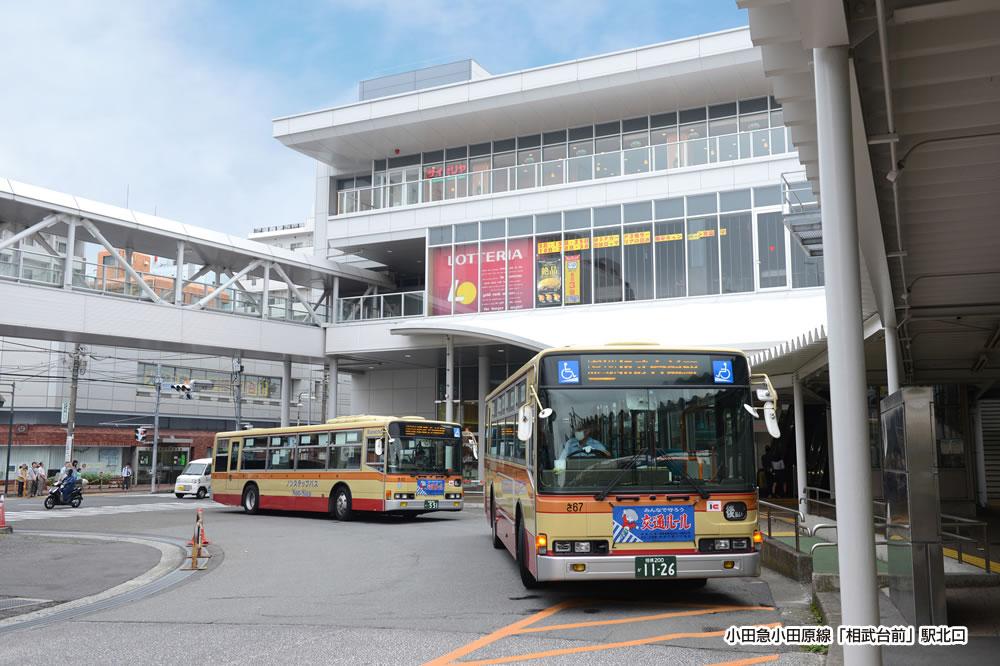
[336,290,425,322]
[758,499,807,552]
[0,247,332,325]
[337,127,794,215]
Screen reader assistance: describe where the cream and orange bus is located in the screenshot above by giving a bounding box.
[212,415,465,519]
[484,344,780,587]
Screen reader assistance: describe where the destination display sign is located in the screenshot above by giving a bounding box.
[393,422,462,438]
[540,353,749,387]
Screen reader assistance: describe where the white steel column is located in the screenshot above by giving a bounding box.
[329,357,339,420]
[793,376,808,515]
[174,241,185,305]
[261,264,270,319]
[62,220,77,289]
[478,349,489,482]
[281,359,292,427]
[445,336,454,423]
[883,315,901,393]
[814,45,881,666]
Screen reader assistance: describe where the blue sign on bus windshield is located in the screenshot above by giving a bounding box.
[557,360,580,384]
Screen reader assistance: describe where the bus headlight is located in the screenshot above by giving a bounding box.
[393,493,415,500]
[573,541,591,553]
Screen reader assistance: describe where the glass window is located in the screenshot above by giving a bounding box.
[593,206,621,227]
[935,385,966,469]
[650,111,677,129]
[757,212,787,288]
[241,446,266,470]
[655,220,686,299]
[492,152,514,194]
[623,146,650,174]
[720,212,754,294]
[535,213,561,233]
[623,224,653,301]
[332,444,362,469]
[535,234,563,308]
[593,227,623,304]
[720,189,751,212]
[679,121,706,141]
[517,148,540,165]
[455,222,478,243]
[567,154,593,183]
[542,145,566,185]
[543,130,567,145]
[563,209,590,230]
[214,439,229,474]
[508,216,533,236]
[739,111,768,133]
[469,157,491,196]
[267,448,293,470]
[687,216,720,296]
[754,185,781,207]
[595,135,621,154]
[622,131,648,149]
[624,201,652,223]
[687,194,717,216]
[709,116,738,137]
[594,150,620,178]
[569,139,593,157]
[791,241,824,288]
[655,198,684,220]
[481,219,505,239]
[563,230,591,306]
[428,225,452,246]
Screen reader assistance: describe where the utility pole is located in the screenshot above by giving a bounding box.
[64,344,84,463]
[151,363,162,493]
[3,381,14,494]
[233,353,243,429]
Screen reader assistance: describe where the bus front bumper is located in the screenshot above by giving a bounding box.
[384,498,464,512]
[535,551,760,581]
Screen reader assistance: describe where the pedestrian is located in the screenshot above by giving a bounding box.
[770,447,788,497]
[37,462,47,494]
[121,462,133,493]
[16,464,27,498]
[27,463,38,497]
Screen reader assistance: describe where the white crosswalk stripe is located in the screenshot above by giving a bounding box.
[3,500,215,522]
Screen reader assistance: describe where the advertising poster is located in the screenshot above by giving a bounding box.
[565,254,581,304]
[479,240,507,312]
[429,246,453,316]
[612,505,694,542]
[506,238,533,310]
[536,257,562,307]
[451,243,479,314]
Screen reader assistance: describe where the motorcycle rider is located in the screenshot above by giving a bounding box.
[60,461,77,503]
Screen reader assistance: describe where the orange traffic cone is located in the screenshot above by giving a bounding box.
[0,494,11,533]
[186,507,213,545]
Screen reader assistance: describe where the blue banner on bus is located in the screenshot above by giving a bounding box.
[416,479,445,495]
[540,353,749,387]
[612,505,694,543]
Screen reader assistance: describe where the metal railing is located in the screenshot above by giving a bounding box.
[337,127,794,215]
[781,170,818,215]
[0,247,333,325]
[336,290,425,322]
[758,499,807,552]
[940,513,995,573]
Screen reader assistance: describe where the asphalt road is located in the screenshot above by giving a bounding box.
[0,492,824,665]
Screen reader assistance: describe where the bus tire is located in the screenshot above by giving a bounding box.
[516,508,539,589]
[332,486,353,521]
[490,493,503,549]
[242,484,260,515]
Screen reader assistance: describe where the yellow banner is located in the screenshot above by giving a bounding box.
[564,237,590,251]
[687,229,716,240]
[623,231,651,245]
[655,233,683,242]
[593,234,620,249]
[564,254,581,304]
[537,240,561,255]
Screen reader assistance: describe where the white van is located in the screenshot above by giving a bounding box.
[174,458,212,499]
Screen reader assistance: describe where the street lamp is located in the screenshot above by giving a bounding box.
[1,382,14,494]
[295,392,315,426]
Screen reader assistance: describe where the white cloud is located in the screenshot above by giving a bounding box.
[0,1,315,236]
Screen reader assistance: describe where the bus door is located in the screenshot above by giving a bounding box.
[366,436,386,506]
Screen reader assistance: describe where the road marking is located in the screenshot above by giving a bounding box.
[705,656,780,666]
[3,501,213,522]
[425,598,782,666]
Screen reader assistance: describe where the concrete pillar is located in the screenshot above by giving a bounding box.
[63,220,77,289]
[445,336,454,423]
[814,45,882,665]
[329,357,339,420]
[332,276,340,322]
[478,349,489,482]
[793,376,808,516]
[281,359,292,427]
[174,241,185,305]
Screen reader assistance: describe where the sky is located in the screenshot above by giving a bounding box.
[0,0,748,237]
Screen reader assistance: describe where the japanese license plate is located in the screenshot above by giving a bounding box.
[424,500,439,509]
[635,555,677,578]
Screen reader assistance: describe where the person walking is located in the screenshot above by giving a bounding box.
[37,462,47,494]
[121,463,133,493]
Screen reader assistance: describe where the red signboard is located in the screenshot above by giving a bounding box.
[429,246,453,316]
[452,243,479,314]
[506,238,533,311]
[480,241,507,312]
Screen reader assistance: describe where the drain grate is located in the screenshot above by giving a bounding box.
[0,598,49,611]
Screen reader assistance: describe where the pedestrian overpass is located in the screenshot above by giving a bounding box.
[0,178,394,363]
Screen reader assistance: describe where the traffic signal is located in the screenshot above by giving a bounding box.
[171,383,194,399]
[135,427,147,442]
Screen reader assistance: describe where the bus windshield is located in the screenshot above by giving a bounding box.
[387,437,463,475]
[536,386,754,494]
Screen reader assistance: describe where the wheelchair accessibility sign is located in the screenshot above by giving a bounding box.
[713,360,734,384]
[558,360,580,384]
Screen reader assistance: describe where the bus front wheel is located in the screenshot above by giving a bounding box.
[332,487,353,521]
[242,484,260,515]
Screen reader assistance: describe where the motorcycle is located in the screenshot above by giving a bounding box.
[44,479,83,509]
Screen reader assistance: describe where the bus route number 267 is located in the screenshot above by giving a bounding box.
[566,502,584,512]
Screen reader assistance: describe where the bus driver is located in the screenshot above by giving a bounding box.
[558,420,610,460]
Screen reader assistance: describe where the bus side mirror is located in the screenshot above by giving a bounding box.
[517,404,533,442]
[374,439,383,456]
[763,402,781,439]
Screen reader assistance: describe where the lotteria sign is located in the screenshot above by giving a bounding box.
[430,241,534,315]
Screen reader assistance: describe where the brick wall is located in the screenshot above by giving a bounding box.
[0,425,216,459]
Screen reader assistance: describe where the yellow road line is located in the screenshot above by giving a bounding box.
[942,547,1000,574]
